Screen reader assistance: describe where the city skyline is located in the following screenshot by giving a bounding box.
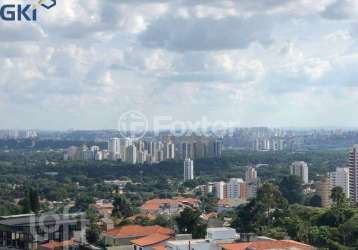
[1,0,358,129]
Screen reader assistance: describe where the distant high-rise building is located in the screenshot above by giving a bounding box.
[95,151,103,161]
[157,150,164,162]
[227,178,245,199]
[126,145,137,164]
[120,138,131,162]
[329,167,350,198]
[164,143,175,160]
[184,158,194,181]
[208,140,223,157]
[290,161,309,184]
[245,166,257,181]
[80,148,94,161]
[245,166,258,199]
[137,150,146,164]
[181,143,191,159]
[193,142,206,159]
[246,179,258,199]
[213,140,223,157]
[214,181,226,199]
[254,137,285,152]
[108,138,121,160]
[64,146,79,161]
[349,145,358,205]
[137,140,145,152]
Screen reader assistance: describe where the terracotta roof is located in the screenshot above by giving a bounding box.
[222,240,315,250]
[152,243,167,250]
[39,240,75,250]
[130,233,172,247]
[105,225,174,238]
[141,198,199,212]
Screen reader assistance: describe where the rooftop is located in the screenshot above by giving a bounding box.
[0,214,87,227]
[141,198,199,212]
[131,233,172,247]
[221,240,315,250]
[105,225,174,238]
[39,240,75,250]
[207,227,236,232]
[166,239,208,246]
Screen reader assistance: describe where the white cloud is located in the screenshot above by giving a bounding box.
[0,0,358,129]
[322,0,358,20]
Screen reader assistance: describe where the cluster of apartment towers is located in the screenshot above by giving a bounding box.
[303,145,358,207]
[196,166,259,200]
[193,145,358,205]
[327,145,358,206]
[261,145,358,207]
[64,136,223,164]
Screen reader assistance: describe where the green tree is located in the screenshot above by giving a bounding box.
[279,176,304,204]
[200,194,218,213]
[338,216,358,246]
[175,208,207,239]
[19,188,40,214]
[231,199,265,233]
[74,194,94,212]
[331,187,346,208]
[19,196,31,214]
[112,195,134,218]
[86,223,100,244]
[256,183,287,224]
[153,214,175,228]
[308,195,322,207]
[28,188,40,213]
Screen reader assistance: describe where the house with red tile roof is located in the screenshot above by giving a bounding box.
[140,198,200,215]
[103,225,175,247]
[38,240,77,250]
[131,233,173,250]
[90,199,114,217]
[221,240,315,250]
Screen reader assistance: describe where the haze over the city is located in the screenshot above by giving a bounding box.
[1,0,358,129]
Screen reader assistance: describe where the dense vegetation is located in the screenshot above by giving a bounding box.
[0,149,348,216]
[232,184,358,249]
[0,146,356,249]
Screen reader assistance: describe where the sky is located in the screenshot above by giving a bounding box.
[1,0,358,130]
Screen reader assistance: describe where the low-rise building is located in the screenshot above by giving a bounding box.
[0,213,88,250]
[38,240,78,250]
[221,240,315,250]
[217,199,247,213]
[140,198,200,215]
[165,227,239,250]
[103,225,175,247]
[329,167,350,198]
[131,233,173,250]
[90,199,114,218]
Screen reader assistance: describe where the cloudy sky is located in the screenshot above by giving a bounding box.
[1,0,358,130]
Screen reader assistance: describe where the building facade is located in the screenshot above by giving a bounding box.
[349,145,358,205]
[290,161,309,184]
[184,158,194,181]
[329,167,350,198]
